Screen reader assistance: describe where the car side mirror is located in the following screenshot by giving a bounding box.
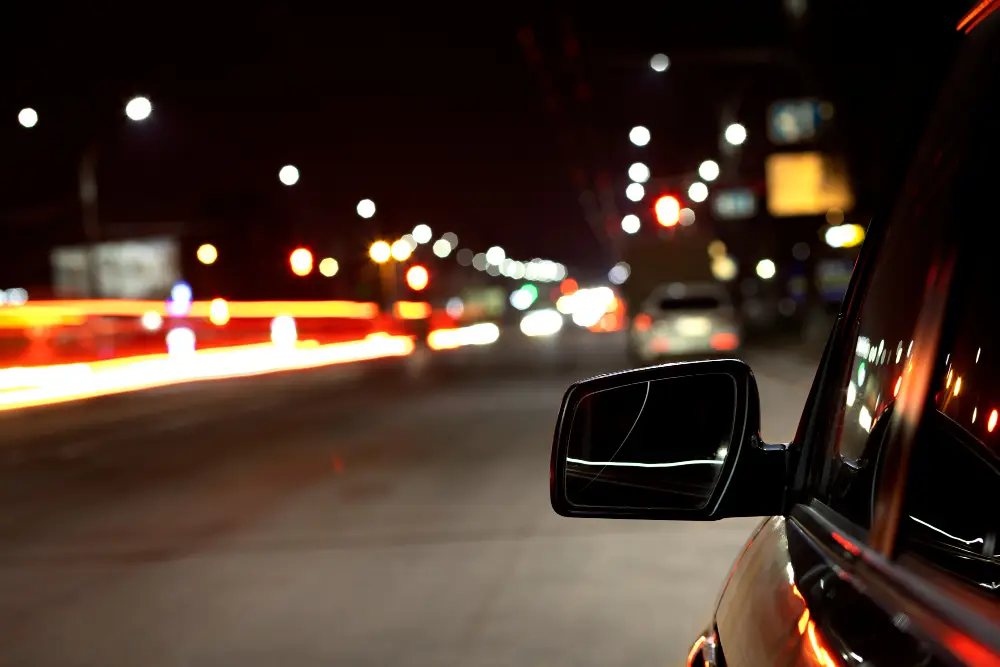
[550,359,791,520]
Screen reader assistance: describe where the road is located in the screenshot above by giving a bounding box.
[0,332,819,666]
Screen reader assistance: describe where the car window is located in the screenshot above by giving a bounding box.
[895,72,1000,593]
[818,16,993,532]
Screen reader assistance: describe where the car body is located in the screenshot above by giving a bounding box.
[550,7,1000,665]
[628,281,741,364]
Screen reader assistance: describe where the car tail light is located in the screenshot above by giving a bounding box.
[633,313,652,331]
[711,332,739,351]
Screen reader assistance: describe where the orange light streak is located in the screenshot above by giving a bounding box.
[0,334,413,412]
[1,300,380,322]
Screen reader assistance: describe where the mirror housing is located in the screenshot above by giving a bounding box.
[550,359,791,521]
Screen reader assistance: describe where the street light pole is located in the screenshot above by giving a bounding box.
[79,140,102,296]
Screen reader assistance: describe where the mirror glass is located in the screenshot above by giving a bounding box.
[564,372,738,510]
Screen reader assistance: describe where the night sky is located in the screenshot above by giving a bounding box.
[0,1,971,294]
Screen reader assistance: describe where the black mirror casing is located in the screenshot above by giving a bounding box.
[549,359,792,521]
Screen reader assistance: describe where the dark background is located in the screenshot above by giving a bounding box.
[0,1,970,299]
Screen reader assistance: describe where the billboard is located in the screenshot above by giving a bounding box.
[51,237,181,299]
[765,152,854,217]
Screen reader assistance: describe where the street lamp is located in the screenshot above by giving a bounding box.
[650,53,670,72]
[18,108,37,128]
[625,182,645,202]
[628,162,650,183]
[621,214,640,234]
[390,239,413,262]
[279,165,300,186]
[369,241,391,263]
[319,257,339,277]
[724,123,747,146]
[629,126,651,147]
[357,199,376,219]
[125,96,152,122]
[412,224,432,244]
[698,160,720,181]
[76,96,154,296]
[688,182,709,203]
[196,243,218,265]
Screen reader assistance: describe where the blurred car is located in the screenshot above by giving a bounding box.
[549,8,1000,665]
[627,281,741,365]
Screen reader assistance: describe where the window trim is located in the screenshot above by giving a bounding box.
[793,501,1000,664]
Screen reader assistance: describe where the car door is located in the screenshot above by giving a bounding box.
[710,8,1000,667]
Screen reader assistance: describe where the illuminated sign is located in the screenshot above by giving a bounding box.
[768,99,833,145]
[765,152,854,217]
[712,188,757,220]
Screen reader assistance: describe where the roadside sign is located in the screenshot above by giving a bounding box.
[768,99,832,145]
[712,188,757,220]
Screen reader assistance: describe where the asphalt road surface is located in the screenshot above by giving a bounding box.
[0,332,819,666]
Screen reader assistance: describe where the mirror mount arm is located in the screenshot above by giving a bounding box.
[712,435,796,519]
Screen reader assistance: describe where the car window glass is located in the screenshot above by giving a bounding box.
[820,19,990,531]
[895,78,1000,593]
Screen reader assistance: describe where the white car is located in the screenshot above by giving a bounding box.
[628,282,742,365]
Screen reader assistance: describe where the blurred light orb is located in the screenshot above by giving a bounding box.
[608,262,630,285]
[441,232,459,248]
[445,297,464,319]
[289,247,313,276]
[485,246,505,265]
[724,123,747,146]
[209,298,230,326]
[357,198,376,218]
[688,182,709,203]
[125,96,152,122]
[472,253,488,271]
[166,327,196,357]
[628,162,650,183]
[432,239,452,258]
[18,107,38,128]
[406,265,429,291]
[369,240,391,263]
[510,287,534,311]
[270,315,298,347]
[140,310,163,332]
[456,248,474,266]
[196,243,218,265]
[4,287,28,305]
[712,256,738,282]
[756,258,776,280]
[650,53,670,72]
[629,125,651,147]
[278,165,300,186]
[391,239,413,261]
[679,207,696,226]
[621,214,641,234]
[319,257,339,277]
[698,160,720,181]
[412,224,433,244]
[625,182,645,202]
[171,281,193,305]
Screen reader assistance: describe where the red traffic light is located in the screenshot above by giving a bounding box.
[654,195,681,227]
[406,265,429,291]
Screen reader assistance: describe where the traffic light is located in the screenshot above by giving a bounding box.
[654,195,680,227]
[289,248,313,276]
[406,265,429,291]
